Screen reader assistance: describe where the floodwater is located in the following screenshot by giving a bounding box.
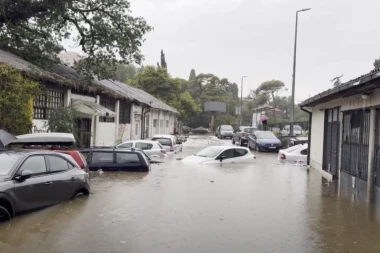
[1,136,380,253]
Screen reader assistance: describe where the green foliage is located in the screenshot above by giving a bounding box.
[44,106,79,134]
[0,0,152,78]
[375,58,380,69]
[172,91,202,122]
[215,114,239,130]
[0,64,41,135]
[113,64,137,83]
[160,50,167,69]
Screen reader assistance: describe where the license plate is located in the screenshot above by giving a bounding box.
[269,147,276,149]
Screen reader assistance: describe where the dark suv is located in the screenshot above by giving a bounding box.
[80,149,151,172]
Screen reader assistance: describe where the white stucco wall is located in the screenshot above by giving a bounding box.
[310,109,325,171]
[96,122,116,146]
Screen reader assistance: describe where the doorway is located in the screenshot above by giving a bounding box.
[323,107,341,179]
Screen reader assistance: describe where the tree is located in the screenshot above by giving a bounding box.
[0,0,153,78]
[172,91,202,122]
[113,64,137,83]
[44,106,79,136]
[160,50,167,69]
[189,69,196,81]
[0,64,41,135]
[374,58,380,69]
[256,80,285,122]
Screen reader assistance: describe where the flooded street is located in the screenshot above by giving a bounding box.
[1,135,380,253]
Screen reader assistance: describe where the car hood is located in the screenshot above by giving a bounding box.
[257,139,281,144]
[181,155,214,164]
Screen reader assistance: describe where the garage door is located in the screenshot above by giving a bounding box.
[341,109,370,181]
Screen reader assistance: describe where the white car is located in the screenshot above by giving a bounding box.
[181,146,255,165]
[152,134,182,154]
[116,140,167,160]
[278,144,308,163]
[281,125,304,136]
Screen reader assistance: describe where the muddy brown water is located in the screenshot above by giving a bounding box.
[1,136,380,253]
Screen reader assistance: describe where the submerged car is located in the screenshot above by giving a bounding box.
[278,144,308,163]
[247,131,282,152]
[116,140,167,160]
[151,135,182,154]
[181,146,255,165]
[0,150,90,221]
[216,125,234,139]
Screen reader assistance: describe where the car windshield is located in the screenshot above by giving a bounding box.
[221,126,233,131]
[0,152,24,175]
[195,147,224,158]
[152,138,171,146]
[256,131,277,139]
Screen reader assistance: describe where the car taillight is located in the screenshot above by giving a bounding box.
[280,153,286,160]
[161,149,167,154]
[170,145,174,152]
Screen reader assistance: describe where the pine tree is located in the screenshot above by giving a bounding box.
[160,50,167,69]
[189,69,196,80]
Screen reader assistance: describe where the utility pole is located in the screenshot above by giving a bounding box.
[240,76,247,125]
[290,8,311,136]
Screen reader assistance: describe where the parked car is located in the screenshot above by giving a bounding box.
[0,150,90,221]
[232,126,258,146]
[288,137,308,147]
[278,144,308,163]
[216,125,234,139]
[10,133,90,172]
[116,140,167,160]
[247,131,282,152]
[192,127,209,134]
[80,149,151,172]
[280,125,304,136]
[181,146,255,165]
[151,135,182,154]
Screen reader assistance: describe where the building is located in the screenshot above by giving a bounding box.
[300,68,380,199]
[57,51,84,66]
[252,105,283,128]
[0,49,179,147]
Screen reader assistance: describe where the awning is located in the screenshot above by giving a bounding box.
[71,99,116,117]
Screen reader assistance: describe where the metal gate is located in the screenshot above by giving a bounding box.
[341,109,370,181]
[323,108,340,178]
[374,109,380,187]
[76,118,92,148]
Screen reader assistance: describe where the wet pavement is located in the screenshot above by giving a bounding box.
[1,135,380,253]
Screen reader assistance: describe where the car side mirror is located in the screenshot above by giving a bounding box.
[15,170,33,181]
[218,155,226,162]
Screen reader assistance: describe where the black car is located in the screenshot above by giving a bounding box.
[247,131,282,151]
[0,150,90,221]
[80,148,151,172]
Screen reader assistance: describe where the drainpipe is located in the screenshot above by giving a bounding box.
[300,106,312,165]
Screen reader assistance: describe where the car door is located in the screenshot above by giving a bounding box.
[114,152,146,171]
[88,151,115,171]
[214,148,235,164]
[12,155,55,212]
[46,155,79,202]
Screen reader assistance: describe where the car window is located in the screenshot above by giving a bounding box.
[244,128,255,133]
[78,152,88,167]
[135,142,153,150]
[118,142,133,148]
[19,155,47,175]
[152,138,171,146]
[0,153,24,175]
[81,151,90,160]
[218,149,234,159]
[46,155,70,173]
[157,143,165,149]
[116,152,141,163]
[301,149,308,155]
[196,147,224,158]
[234,149,248,157]
[91,152,114,164]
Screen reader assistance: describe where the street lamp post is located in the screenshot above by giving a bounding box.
[240,76,247,125]
[290,8,311,136]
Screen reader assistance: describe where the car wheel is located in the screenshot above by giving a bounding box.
[0,206,12,222]
[73,190,88,199]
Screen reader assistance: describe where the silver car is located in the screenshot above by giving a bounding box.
[151,135,183,154]
[232,126,258,146]
[116,140,167,160]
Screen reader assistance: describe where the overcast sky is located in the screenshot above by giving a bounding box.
[66,0,380,103]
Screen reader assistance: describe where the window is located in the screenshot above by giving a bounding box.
[160,120,163,128]
[19,156,47,175]
[218,149,234,159]
[118,142,133,148]
[91,152,114,164]
[234,149,248,157]
[119,102,131,124]
[301,149,308,155]
[166,120,169,128]
[33,90,64,119]
[151,138,171,146]
[153,119,158,127]
[46,155,70,172]
[135,142,153,150]
[116,153,141,163]
[99,98,115,122]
